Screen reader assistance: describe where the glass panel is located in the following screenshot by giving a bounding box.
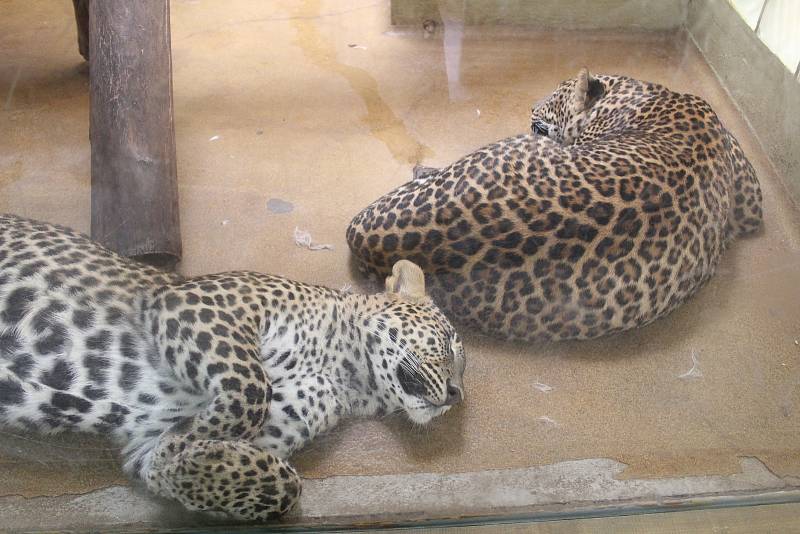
[730,0,765,29]
[1,0,799,531]
[757,0,800,70]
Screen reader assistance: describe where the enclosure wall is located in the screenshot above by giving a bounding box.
[688,0,800,203]
[390,0,689,29]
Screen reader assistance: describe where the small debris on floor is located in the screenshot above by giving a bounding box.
[294,227,333,251]
[537,416,558,426]
[347,43,367,50]
[422,19,437,38]
[340,283,352,293]
[476,108,481,117]
[221,219,230,226]
[209,135,220,141]
[678,349,703,379]
[256,129,264,135]
[267,198,294,214]
[533,382,553,393]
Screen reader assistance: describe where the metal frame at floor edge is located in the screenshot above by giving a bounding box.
[145,487,800,533]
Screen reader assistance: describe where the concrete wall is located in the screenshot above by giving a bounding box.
[391,0,689,30]
[687,0,800,202]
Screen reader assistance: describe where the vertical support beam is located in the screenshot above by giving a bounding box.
[89,0,182,268]
[72,0,89,61]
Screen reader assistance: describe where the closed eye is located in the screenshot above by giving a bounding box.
[533,120,550,136]
[397,362,427,398]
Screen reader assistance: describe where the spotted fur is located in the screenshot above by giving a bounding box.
[0,214,465,520]
[347,69,763,341]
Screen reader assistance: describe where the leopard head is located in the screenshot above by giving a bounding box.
[531,68,606,145]
[372,261,466,425]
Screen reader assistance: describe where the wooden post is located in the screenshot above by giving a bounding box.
[72,0,89,61]
[89,0,181,269]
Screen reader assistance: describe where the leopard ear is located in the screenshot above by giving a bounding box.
[385,260,426,301]
[572,68,604,112]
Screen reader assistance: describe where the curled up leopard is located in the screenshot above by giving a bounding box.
[348,69,763,341]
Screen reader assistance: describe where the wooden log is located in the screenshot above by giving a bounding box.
[72,0,89,61]
[88,0,181,269]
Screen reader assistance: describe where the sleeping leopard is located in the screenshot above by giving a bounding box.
[0,214,465,520]
[347,69,763,341]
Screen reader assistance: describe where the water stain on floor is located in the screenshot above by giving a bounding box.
[267,197,295,213]
[288,0,433,165]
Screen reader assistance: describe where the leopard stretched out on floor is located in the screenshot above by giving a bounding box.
[0,214,465,520]
[347,69,763,341]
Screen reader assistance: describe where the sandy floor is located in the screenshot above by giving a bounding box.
[1,0,800,504]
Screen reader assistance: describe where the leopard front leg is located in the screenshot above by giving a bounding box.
[138,281,301,520]
[149,436,300,520]
[143,376,302,520]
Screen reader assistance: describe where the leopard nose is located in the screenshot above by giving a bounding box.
[443,380,463,406]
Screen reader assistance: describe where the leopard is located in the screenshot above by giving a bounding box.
[0,214,465,521]
[347,68,763,341]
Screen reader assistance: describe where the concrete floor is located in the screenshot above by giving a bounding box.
[2,0,800,530]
